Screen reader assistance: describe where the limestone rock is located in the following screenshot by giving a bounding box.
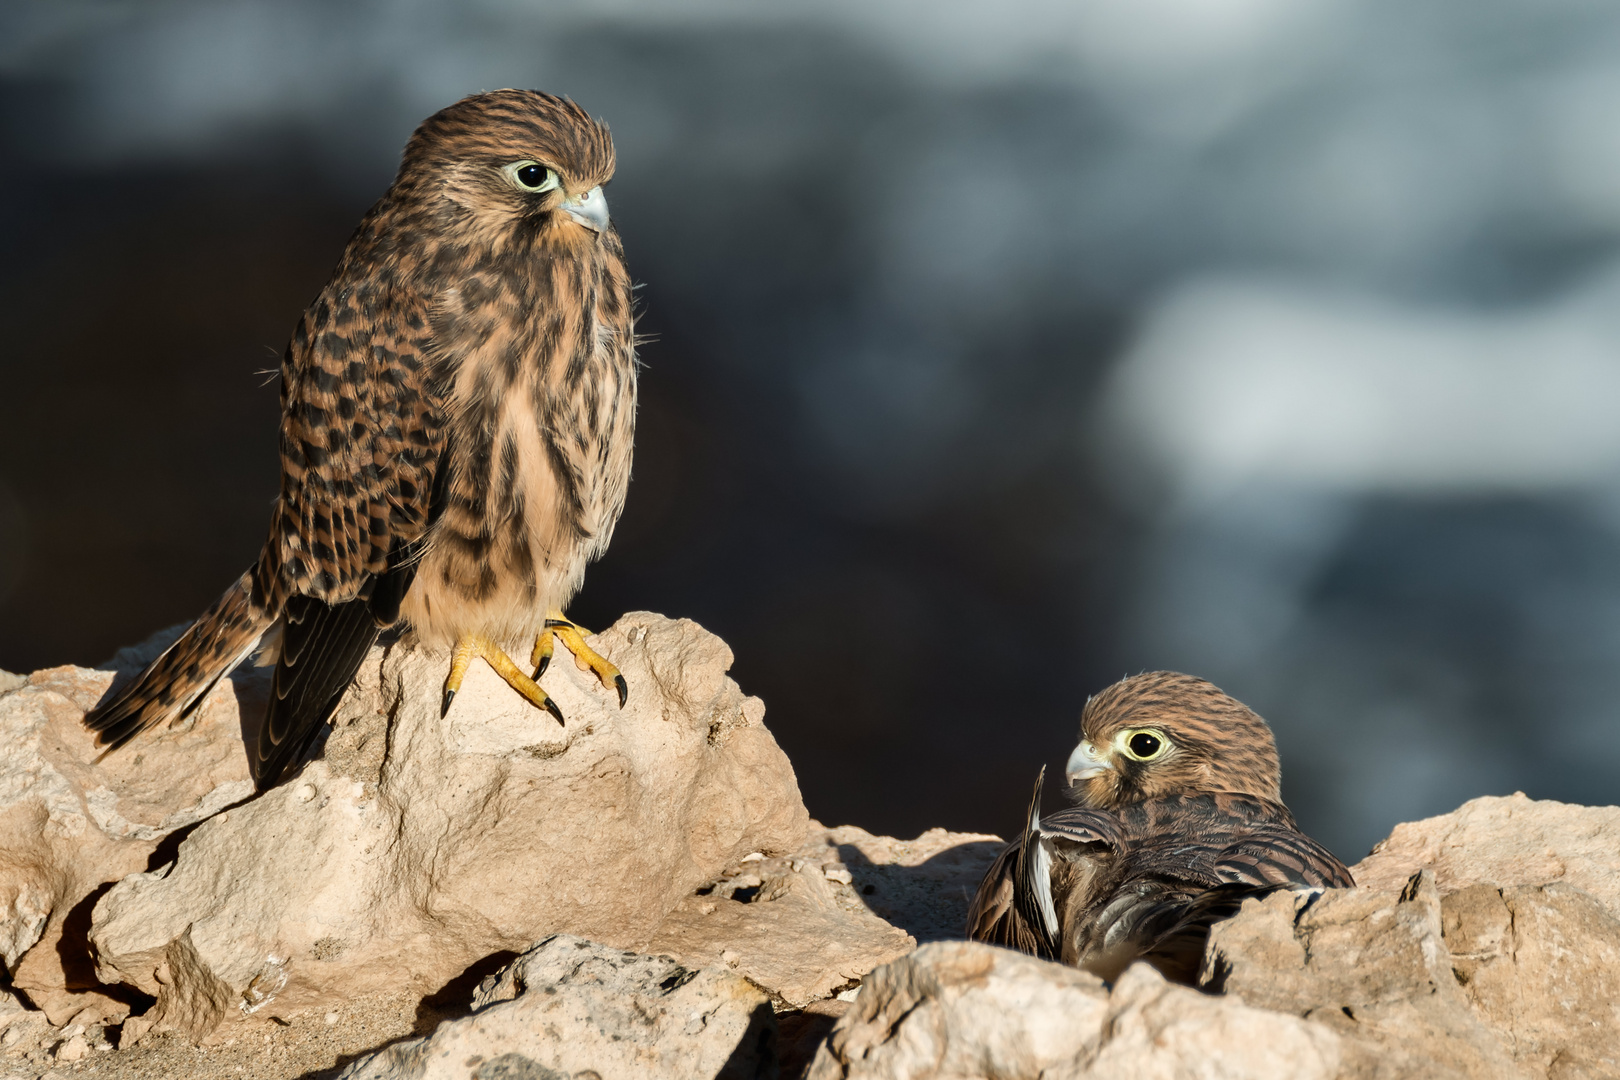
[0,628,260,1023]
[1353,793,1620,915]
[639,822,1000,1007]
[1442,882,1620,1079]
[812,825,1004,945]
[805,941,1338,1080]
[805,940,1111,1080]
[1203,871,1524,1079]
[88,613,809,1039]
[1049,963,1342,1080]
[336,935,775,1080]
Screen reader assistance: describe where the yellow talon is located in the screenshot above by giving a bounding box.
[441,633,564,724]
[533,610,628,708]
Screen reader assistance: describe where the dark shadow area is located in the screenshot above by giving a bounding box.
[46,881,157,1012]
[716,1000,778,1080]
[412,949,522,1035]
[835,839,1005,944]
[777,1008,842,1080]
[144,819,202,873]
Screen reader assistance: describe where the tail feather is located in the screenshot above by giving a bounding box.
[84,572,272,750]
[251,593,381,791]
[251,544,419,791]
[966,767,1063,959]
[1013,766,1060,957]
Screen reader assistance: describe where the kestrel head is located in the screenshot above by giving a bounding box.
[1064,671,1282,808]
[395,89,617,246]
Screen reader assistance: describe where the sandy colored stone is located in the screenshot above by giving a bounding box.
[0,628,260,1024]
[1443,882,1620,1079]
[639,822,999,1007]
[89,613,809,1039]
[806,940,1111,1080]
[807,941,1340,1080]
[1204,871,1524,1079]
[338,935,775,1080]
[1353,793,1620,915]
[1050,962,1342,1080]
[810,824,1004,944]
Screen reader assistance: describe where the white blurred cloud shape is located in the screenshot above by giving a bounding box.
[1101,266,1620,503]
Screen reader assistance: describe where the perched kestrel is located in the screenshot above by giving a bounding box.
[84,90,637,790]
[967,672,1352,983]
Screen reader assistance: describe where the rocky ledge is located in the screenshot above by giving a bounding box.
[0,613,1614,1079]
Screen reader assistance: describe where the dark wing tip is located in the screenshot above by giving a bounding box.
[251,593,381,791]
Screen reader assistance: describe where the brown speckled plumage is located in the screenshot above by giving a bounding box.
[84,90,637,790]
[967,672,1352,983]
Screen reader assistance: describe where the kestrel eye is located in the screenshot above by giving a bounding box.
[1125,730,1166,760]
[505,161,560,193]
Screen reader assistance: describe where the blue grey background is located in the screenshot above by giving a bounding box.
[4,0,1620,862]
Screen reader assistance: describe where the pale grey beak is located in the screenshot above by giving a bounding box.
[1065,740,1114,786]
[562,185,609,232]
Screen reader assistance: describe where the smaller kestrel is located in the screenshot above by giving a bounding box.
[967,671,1352,983]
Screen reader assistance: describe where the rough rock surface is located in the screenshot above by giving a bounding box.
[4,617,1620,1080]
[0,632,260,1025]
[1443,882,1620,1078]
[640,823,1001,1007]
[805,941,1340,1080]
[87,613,810,1040]
[1353,792,1620,914]
[806,941,1109,1079]
[1205,871,1525,1079]
[338,935,775,1080]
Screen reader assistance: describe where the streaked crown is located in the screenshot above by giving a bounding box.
[1065,671,1282,808]
[401,89,615,188]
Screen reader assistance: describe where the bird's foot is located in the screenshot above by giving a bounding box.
[442,633,564,723]
[532,611,628,708]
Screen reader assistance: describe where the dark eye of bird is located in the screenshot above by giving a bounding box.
[516,164,547,189]
[1129,732,1161,758]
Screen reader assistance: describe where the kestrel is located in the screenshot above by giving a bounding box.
[84,90,638,790]
[967,672,1352,983]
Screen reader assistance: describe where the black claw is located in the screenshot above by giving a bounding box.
[614,674,628,709]
[544,697,565,725]
[543,618,572,629]
[534,653,551,679]
[441,688,455,718]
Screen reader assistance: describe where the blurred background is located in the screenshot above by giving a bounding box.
[4,0,1620,862]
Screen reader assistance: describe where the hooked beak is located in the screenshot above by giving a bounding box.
[562,185,609,233]
[1065,740,1114,786]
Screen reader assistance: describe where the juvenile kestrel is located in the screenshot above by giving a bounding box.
[967,672,1352,983]
[85,90,637,790]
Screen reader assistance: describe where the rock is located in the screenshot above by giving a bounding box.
[1442,882,1620,1078]
[337,935,775,1080]
[806,940,1111,1079]
[638,822,1000,1007]
[1353,793,1620,915]
[52,1033,87,1061]
[1049,963,1342,1080]
[812,825,1004,945]
[0,626,260,1023]
[88,613,809,1039]
[1203,871,1524,1079]
[806,941,1339,1080]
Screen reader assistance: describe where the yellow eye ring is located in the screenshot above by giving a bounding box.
[1120,728,1168,761]
[504,160,560,193]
